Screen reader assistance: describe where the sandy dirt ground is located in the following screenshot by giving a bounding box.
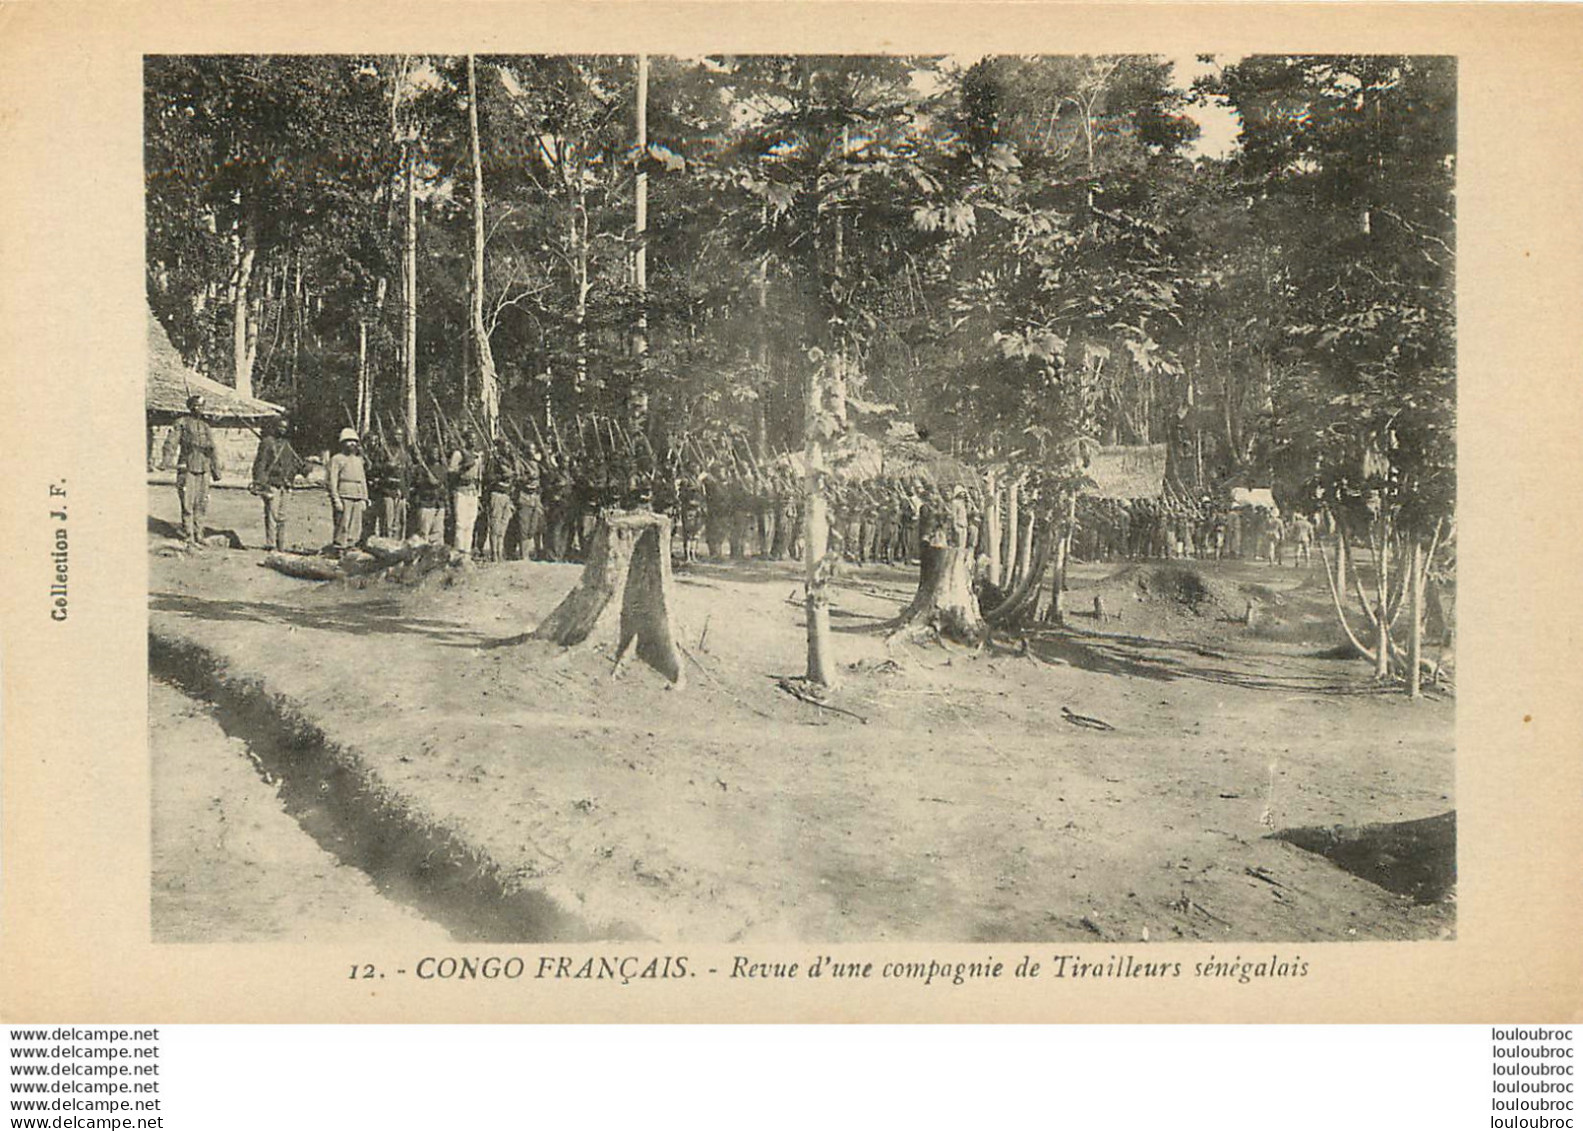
[148,483,1455,944]
[150,678,447,943]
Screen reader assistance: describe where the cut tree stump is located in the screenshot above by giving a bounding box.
[894,544,985,643]
[531,511,685,685]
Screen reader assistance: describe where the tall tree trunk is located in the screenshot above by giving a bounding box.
[1373,520,1392,681]
[573,205,590,394]
[1408,537,1425,698]
[1335,525,1349,598]
[1013,508,1036,591]
[1000,476,1021,589]
[467,55,500,439]
[357,319,370,434]
[402,138,418,438]
[289,253,303,400]
[754,256,771,457]
[1049,493,1077,626]
[803,355,836,687]
[229,208,256,397]
[984,470,1001,588]
[630,53,650,431]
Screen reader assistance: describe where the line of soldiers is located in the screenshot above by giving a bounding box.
[167,395,1323,572]
[686,467,984,566]
[1072,496,1318,566]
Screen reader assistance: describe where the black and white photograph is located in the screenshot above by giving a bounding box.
[142,52,1457,948]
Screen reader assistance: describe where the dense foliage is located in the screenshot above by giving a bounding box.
[145,53,1455,534]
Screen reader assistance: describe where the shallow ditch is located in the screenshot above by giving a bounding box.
[150,631,619,943]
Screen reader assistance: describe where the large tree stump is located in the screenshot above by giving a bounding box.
[531,512,685,685]
[894,544,985,643]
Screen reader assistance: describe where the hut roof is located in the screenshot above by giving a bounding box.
[146,308,283,421]
[1081,443,1167,500]
[774,432,976,488]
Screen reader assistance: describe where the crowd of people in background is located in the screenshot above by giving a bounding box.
[159,397,1319,571]
[1072,496,1318,567]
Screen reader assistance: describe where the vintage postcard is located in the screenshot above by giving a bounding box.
[1,2,1579,1023]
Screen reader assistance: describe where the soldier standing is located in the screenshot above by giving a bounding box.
[162,393,223,547]
[447,428,485,556]
[367,437,411,541]
[409,442,448,545]
[516,443,547,560]
[484,437,520,562]
[326,428,370,551]
[542,451,574,561]
[1289,511,1314,566]
[1267,511,1287,566]
[249,414,305,551]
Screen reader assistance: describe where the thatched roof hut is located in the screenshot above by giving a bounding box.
[146,309,283,422]
[1080,443,1167,500]
[147,308,283,478]
[775,432,977,489]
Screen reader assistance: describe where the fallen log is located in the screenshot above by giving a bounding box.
[531,511,685,685]
[262,553,344,581]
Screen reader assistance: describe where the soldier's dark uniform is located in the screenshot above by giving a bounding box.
[484,441,521,562]
[515,450,546,560]
[162,396,222,545]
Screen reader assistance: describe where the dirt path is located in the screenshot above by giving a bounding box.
[150,679,448,943]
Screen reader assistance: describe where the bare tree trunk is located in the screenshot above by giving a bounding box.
[1374,520,1392,680]
[467,55,500,440]
[803,355,837,687]
[1408,537,1425,698]
[631,53,649,431]
[573,207,590,394]
[357,319,370,434]
[1335,525,1349,597]
[289,254,303,400]
[402,138,418,438]
[1050,493,1077,626]
[984,470,1001,589]
[755,257,771,457]
[988,526,1051,627]
[1000,476,1021,589]
[1013,508,1036,592]
[229,207,256,397]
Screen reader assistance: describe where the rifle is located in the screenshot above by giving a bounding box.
[582,415,605,460]
[524,414,551,457]
[429,393,459,451]
[548,414,567,459]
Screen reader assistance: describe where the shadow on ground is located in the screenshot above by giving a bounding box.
[150,592,487,648]
[1275,811,1456,903]
[1027,627,1391,694]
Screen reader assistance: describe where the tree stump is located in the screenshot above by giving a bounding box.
[531,512,685,685]
[894,544,985,643]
